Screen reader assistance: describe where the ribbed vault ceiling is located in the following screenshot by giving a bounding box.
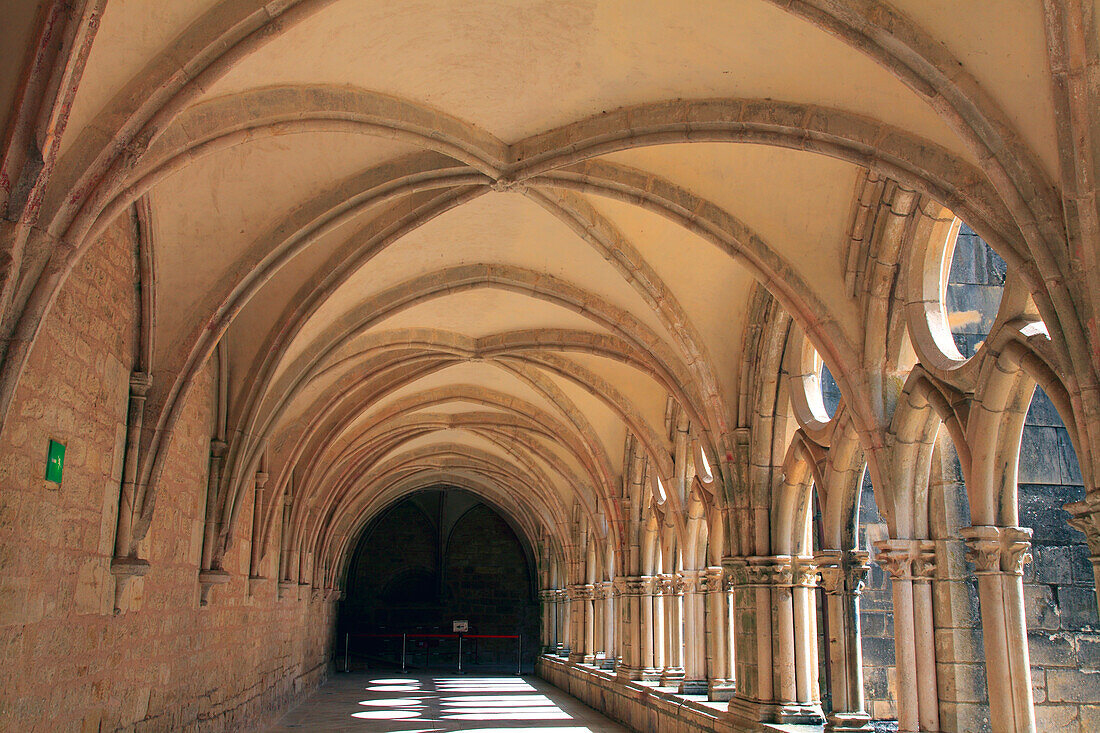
[28,0,1061,573]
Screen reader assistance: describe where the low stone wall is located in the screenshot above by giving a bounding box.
[536,655,733,733]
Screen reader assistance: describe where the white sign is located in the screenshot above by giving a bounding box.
[452,620,469,633]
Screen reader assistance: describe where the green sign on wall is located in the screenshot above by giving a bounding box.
[45,439,65,484]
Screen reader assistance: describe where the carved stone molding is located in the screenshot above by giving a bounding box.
[960,525,1033,576]
[815,550,871,596]
[872,539,936,581]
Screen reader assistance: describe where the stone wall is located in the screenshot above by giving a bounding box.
[0,216,335,732]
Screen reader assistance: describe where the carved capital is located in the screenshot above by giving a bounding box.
[960,525,1033,576]
[814,550,871,595]
[613,575,655,596]
[792,556,818,588]
[873,539,936,581]
[679,569,704,593]
[1066,495,1100,562]
[567,583,595,601]
[702,566,725,593]
[724,556,794,587]
[656,573,682,595]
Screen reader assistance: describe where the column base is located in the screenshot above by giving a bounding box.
[727,694,824,726]
[679,679,708,695]
[568,651,585,663]
[598,655,616,670]
[616,665,662,682]
[659,667,685,686]
[708,680,736,702]
[826,711,874,732]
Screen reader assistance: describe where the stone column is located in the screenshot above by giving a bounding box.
[583,583,596,663]
[874,539,939,733]
[1066,495,1100,606]
[703,566,735,700]
[680,569,708,694]
[601,580,617,669]
[792,557,820,708]
[960,525,1035,733]
[555,588,568,656]
[725,556,824,726]
[614,576,656,680]
[567,584,585,662]
[652,576,665,674]
[539,589,555,653]
[658,573,685,685]
[816,550,874,733]
[592,583,606,664]
[247,468,268,595]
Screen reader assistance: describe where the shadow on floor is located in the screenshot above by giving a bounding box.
[268,673,630,732]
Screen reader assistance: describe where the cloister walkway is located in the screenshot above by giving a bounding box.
[268,673,629,732]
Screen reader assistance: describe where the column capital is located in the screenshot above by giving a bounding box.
[1066,495,1100,563]
[612,575,655,596]
[723,555,795,587]
[792,556,818,588]
[701,566,725,593]
[678,568,705,593]
[656,573,683,595]
[566,583,594,600]
[959,525,1033,575]
[872,539,936,581]
[814,549,871,595]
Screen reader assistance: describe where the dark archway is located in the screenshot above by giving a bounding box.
[339,487,539,672]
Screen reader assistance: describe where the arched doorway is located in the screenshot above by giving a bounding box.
[339,488,540,672]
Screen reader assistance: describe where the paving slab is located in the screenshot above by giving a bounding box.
[268,673,632,732]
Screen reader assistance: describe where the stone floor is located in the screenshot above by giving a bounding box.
[268,672,632,732]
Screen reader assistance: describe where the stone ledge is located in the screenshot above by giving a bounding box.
[536,655,823,733]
